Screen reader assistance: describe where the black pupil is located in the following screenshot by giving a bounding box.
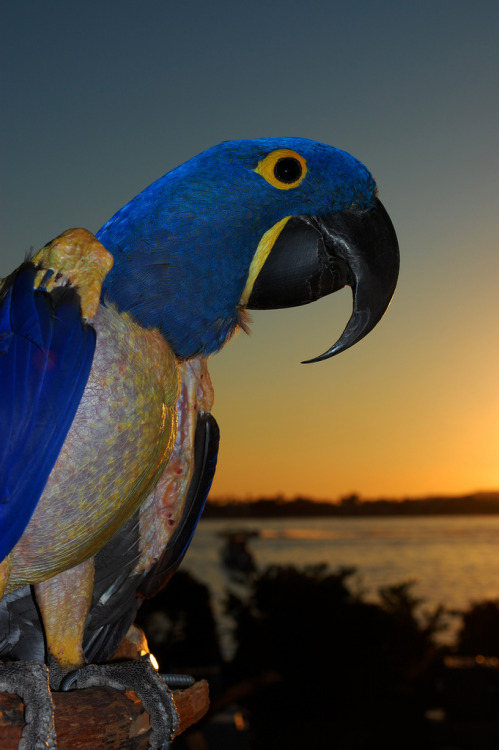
[273,157,302,184]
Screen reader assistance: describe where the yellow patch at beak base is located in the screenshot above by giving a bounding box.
[239,216,291,306]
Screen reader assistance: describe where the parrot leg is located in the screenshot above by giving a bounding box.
[36,558,178,748]
[0,558,94,749]
[0,553,12,594]
[34,557,95,686]
[0,558,95,748]
[0,556,56,748]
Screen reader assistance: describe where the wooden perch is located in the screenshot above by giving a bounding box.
[0,679,209,749]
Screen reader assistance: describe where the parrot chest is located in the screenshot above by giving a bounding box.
[135,357,214,572]
[7,304,180,591]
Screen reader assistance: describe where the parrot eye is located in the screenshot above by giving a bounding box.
[274,157,303,184]
[254,148,308,190]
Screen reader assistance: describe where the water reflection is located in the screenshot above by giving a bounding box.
[182,515,499,648]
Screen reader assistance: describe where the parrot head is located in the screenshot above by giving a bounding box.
[97,137,399,361]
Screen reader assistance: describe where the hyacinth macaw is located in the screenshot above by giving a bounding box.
[0,138,399,748]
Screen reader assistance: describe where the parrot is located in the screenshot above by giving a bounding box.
[0,137,399,748]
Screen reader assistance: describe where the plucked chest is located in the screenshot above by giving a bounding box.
[8,304,180,590]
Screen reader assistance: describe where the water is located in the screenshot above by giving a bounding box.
[181,515,499,654]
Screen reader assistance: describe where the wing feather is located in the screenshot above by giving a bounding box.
[0,263,96,561]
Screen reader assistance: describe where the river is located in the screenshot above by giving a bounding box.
[181,515,499,654]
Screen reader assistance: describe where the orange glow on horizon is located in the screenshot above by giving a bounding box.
[209,275,499,502]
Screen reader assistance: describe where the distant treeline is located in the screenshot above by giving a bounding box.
[203,491,499,518]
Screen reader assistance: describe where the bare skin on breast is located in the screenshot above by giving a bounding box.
[136,357,215,573]
[7,304,180,593]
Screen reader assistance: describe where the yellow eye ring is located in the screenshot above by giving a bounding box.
[254,149,308,190]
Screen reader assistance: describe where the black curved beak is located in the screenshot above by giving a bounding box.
[247,198,399,363]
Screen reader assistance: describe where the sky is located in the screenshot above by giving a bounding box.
[1,0,498,501]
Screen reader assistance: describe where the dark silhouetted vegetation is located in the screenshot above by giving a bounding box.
[137,565,454,748]
[224,565,442,749]
[135,548,499,748]
[204,491,499,518]
[457,600,499,657]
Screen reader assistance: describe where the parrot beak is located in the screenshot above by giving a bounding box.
[246,198,399,363]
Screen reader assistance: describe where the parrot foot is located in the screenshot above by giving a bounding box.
[59,660,178,749]
[0,660,56,749]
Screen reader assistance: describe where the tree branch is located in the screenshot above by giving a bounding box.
[0,680,209,749]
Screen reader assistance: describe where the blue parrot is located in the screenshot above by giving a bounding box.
[0,138,399,748]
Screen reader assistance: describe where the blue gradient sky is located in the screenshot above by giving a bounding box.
[1,1,498,500]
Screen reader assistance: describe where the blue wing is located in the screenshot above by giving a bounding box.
[0,263,96,562]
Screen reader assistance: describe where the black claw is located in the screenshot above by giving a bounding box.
[59,668,80,691]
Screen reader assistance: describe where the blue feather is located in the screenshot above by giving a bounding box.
[97,137,376,359]
[0,264,96,562]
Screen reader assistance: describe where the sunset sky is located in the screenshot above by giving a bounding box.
[1,0,498,501]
